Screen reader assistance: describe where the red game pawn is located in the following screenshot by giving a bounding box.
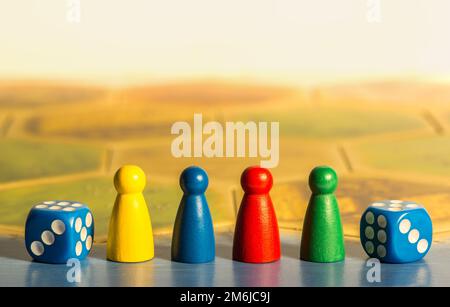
[232,166,281,263]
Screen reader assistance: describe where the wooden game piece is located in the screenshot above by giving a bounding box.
[232,166,281,263]
[106,165,154,262]
[171,166,215,263]
[25,200,94,264]
[300,166,345,263]
[360,200,432,263]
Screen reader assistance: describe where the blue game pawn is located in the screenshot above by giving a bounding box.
[171,166,215,263]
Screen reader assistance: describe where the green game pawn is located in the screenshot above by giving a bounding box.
[300,166,345,263]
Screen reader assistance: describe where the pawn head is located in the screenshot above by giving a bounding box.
[309,166,337,194]
[241,166,273,194]
[180,166,208,194]
[114,165,146,194]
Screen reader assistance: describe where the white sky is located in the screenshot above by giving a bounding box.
[1,0,450,85]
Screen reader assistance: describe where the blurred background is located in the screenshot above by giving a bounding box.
[2,1,450,84]
[0,0,449,240]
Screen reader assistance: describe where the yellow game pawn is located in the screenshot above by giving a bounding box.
[107,165,154,262]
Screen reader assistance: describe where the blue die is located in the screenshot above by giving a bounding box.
[360,200,432,263]
[25,200,94,264]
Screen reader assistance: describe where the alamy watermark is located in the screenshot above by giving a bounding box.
[171,114,279,168]
[66,258,81,283]
[366,0,382,23]
[366,258,381,283]
[66,0,81,23]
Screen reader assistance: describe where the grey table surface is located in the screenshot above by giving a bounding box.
[1,231,449,287]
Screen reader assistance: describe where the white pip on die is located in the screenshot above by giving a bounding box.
[25,201,94,264]
[360,200,432,263]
